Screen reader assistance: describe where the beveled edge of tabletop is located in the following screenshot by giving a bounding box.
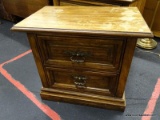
[11,26,153,38]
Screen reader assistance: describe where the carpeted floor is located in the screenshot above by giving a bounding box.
[0,18,160,120]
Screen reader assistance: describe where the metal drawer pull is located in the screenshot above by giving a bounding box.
[70,56,85,63]
[72,75,87,88]
[65,50,89,57]
[64,50,91,63]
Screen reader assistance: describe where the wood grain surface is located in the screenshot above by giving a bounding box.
[12,6,152,37]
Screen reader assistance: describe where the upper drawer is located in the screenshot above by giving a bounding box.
[37,35,126,72]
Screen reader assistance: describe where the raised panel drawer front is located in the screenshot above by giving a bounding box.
[45,67,118,96]
[37,35,126,72]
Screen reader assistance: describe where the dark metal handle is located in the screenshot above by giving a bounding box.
[72,75,87,88]
[73,76,87,80]
[70,56,85,63]
[64,50,90,57]
[64,50,91,63]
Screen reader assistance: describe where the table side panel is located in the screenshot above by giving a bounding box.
[116,38,137,97]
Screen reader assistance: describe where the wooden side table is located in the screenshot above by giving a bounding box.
[2,0,53,18]
[53,0,146,13]
[11,6,152,111]
[0,0,16,21]
[143,0,160,37]
[137,0,160,49]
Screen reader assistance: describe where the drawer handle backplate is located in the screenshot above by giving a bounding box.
[64,50,91,63]
[70,56,85,63]
[72,75,87,88]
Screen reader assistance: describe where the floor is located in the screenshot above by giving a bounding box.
[0,18,160,120]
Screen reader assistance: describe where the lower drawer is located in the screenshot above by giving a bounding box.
[45,67,119,96]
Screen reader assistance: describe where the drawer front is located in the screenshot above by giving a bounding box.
[45,67,118,96]
[37,35,125,72]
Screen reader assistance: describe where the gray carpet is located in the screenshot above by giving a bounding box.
[0,18,160,120]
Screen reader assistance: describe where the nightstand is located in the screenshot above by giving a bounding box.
[12,6,152,111]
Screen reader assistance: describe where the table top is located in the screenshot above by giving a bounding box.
[12,6,153,37]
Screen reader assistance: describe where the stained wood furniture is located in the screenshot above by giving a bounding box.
[53,0,133,6]
[0,0,16,21]
[2,0,53,18]
[11,6,152,111]
[1,0,146,21]
[53,0,146,13]
[143,0,160,37]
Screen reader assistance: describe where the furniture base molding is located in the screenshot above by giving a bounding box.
[137,38,157,49]
[40,88,126,111]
